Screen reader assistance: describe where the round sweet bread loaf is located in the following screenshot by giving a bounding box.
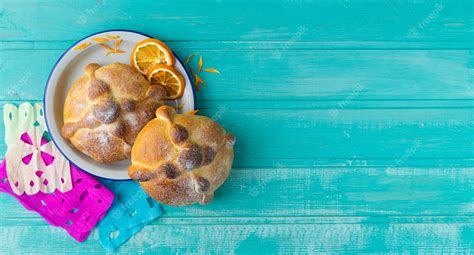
[61,62,166,163]
[129,105,235,206]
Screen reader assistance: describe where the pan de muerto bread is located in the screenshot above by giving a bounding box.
[61,62,166,163]
[128,105,235,206]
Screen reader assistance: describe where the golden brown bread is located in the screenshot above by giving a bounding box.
[61,62,166,163]
[129,105,235,206]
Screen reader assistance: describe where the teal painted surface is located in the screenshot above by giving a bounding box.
[0,0,473,253]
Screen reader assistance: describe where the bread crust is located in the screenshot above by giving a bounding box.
[129,105,235,206]
[62,62,166,163]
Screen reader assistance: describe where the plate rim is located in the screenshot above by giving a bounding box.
[43,29,195,180]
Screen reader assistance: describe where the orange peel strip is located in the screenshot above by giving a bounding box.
[198,56,203,73]
[73,42,91,50]
[185,109,199,115]
[92,37,108,43]
[189,69,206,91]
[204,68,221,74]
[114,39,123,49]
[99,43,114,51]
[106,34,120,39]
[185,53,197,65]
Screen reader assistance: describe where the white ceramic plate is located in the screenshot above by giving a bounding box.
[44,30,195,180]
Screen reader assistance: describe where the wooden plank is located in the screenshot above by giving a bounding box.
[2,40,474,51]
[0,106,472,166]
[0,167,472,218]
[2,215,473,226]
[0,1,472,44]
[0,49,472,101]
[205,107,472,162]
[0,221,472,253]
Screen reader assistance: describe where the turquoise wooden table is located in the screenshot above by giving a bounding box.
[0,0,473,253]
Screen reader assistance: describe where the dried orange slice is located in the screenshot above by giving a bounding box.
[147,64,185,100]
[131,38,175,74]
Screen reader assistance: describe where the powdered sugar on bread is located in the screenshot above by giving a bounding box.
[61,62,165,163]
[129,105,235,206]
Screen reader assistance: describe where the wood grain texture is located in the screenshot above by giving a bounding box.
[0,0,473,253]
[0,222,473,254]
[0,0,472,44]
[0,106,473,167]
[0,167,472,219]
[0,49,473,101]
